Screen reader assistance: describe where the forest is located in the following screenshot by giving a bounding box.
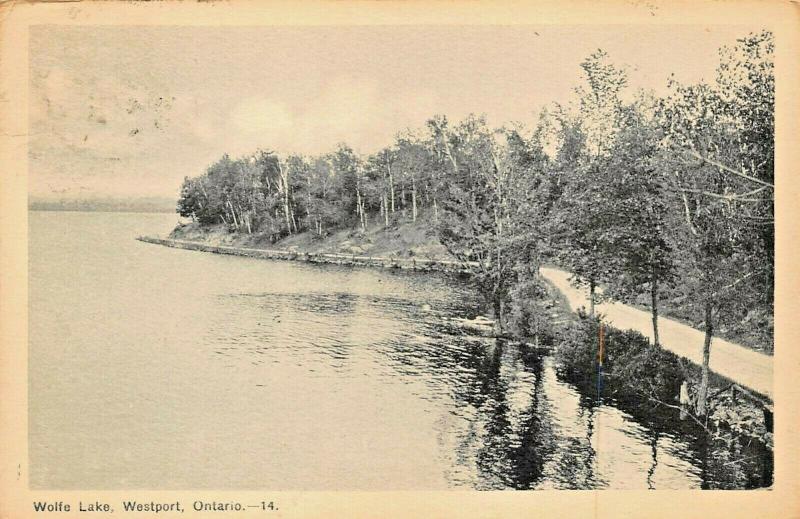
[175,31,774,418]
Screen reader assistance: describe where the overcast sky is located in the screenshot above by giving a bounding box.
[29,24,758,199]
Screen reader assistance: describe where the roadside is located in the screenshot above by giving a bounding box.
[540,267,773,399]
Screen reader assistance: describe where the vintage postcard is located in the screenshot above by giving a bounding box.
[1,1,798,517]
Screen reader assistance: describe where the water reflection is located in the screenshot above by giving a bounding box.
[29,211,767,490]
[201,287,716,490]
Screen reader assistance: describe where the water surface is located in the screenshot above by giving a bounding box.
[30,211,714,489]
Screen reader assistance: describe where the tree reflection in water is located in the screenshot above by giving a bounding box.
[214,288,767,490]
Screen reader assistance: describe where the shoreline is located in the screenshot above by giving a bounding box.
[138,234,772,403]
[136,235,475,274]
[137,232,773,461]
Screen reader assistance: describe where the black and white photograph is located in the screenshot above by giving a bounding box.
[2,1,798,517]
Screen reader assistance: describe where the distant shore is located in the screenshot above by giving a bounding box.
[28,197,175,214]
[31,207,176,214]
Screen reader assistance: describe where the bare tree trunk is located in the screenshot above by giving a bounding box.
[354,163,366,233]
[236,204,250,234]
[696,302,714,416]
[284,197,292,234]
[443,137,458,175]
[278,162,292,235]
[306,177,313,230]
[411,173,417,222]
[361,198,366,231]
[244,212,252,234]
[388,163,395,214]
[651,269,660,346]
[589,278,596,317]
[356,187,366,233]
[227,200,239,230]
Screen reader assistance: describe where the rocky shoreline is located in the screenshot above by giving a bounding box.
[136,235,475,274]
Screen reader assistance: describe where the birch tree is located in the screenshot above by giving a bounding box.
[659,31,774,415]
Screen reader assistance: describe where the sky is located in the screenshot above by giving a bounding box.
[28,24,760,200]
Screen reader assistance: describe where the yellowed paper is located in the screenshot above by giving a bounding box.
[2,1,799,517]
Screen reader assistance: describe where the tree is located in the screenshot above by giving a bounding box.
[171,32,774,390]
[304,156,338,236]
[658,31,774,415]
[602,98,676,346]
[394,134,434,224]
[177,176,204,222]
[434,115,537,332]
[550,50,630,315]
[331,144,366,232]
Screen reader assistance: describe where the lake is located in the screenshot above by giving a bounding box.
[30,210,720,490]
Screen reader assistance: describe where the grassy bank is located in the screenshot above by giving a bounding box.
[170,219,451,261]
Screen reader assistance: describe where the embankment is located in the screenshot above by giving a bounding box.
[136,236,474,274]
[541,267,773,400]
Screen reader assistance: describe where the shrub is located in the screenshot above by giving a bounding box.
[555,314,684,408]
[507,277,557,345]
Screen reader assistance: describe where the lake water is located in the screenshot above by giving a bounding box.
[30,211,721,489]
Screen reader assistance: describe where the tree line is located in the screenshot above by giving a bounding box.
[177,31,774,416]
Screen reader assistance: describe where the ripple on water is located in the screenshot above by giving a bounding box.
[28,211,744,490]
